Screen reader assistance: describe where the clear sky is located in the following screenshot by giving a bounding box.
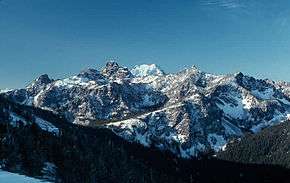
[1,0,290,88]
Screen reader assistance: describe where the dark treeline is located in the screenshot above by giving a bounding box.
[0,96,290,183]
[218,120,290,169]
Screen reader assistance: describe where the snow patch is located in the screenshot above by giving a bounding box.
[0,170,50,183]
[135,132,149,147]
[242,97,252,110]
[287,114,290,120]
[217,96,246,119]
[207,133,227,152]
[9,113,28,127]
[35,117,60,136]
[0,89,12,94]
[54,76,96,88]
[252,88,274,100]
[251,112,287,133]
[33,89,44,106]
[221,143,227,151]
[278,98,290,105]
[107,119,150,146]
[41,162,57,181]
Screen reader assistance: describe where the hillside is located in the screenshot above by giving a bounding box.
[218,120,290,169]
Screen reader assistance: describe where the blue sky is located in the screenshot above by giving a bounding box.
[1,0,290,88]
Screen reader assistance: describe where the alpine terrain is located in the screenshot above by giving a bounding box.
[2,61,290,159]
[2,62,290,182]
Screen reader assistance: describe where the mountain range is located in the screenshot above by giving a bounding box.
[1,61,290,182]
[3,61,290,158]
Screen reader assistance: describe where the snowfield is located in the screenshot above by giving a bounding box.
[0,170,50,183]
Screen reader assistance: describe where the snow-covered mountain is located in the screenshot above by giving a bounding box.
[131,64,165,77]
[3,61,290,158]
[2,95,288,182]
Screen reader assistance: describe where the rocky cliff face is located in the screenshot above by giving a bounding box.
[3,62,290,158]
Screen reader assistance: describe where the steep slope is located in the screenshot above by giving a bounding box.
[217,120,290,169]
[3,62,290,158]
[0,96,290,183]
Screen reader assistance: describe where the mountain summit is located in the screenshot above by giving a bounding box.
[101,61,133,80]
[131,64,165,77]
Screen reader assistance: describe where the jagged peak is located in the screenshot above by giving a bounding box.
[106,61,119,67]
[26,74,53,94]
[187,65,201,72]
[234,71,244,77]
[233,71,244,83]
[29,74,52,87]
[178,65,204,77]
[189,65,199,71]
[102,60,120,70]
[100,61,133,80]
[102,61,120,74]
[131,64,165,77]
[37,74,52,83]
